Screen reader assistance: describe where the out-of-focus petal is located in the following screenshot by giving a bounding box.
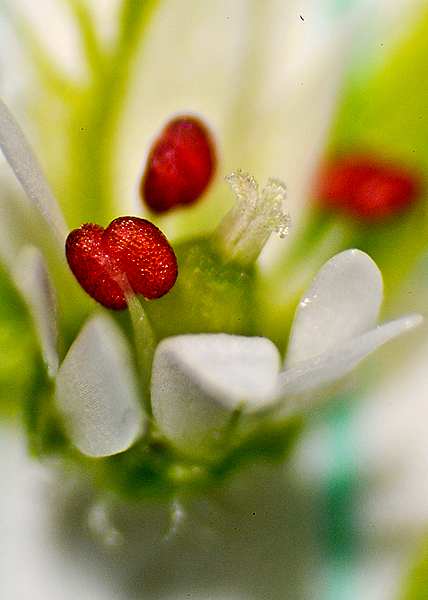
[285,248,383,367]
[276,314,422,417]
[151,333,281,458]
[12,245,59,377]
[0,96,68,240]
[55,313,146,457]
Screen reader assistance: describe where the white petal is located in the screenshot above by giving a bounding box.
[0,97,68,241]
[12,246,59,377]
[285,249,383,367]
[276,314,422,416]
[151,334,281,458]
[55,313,146,457]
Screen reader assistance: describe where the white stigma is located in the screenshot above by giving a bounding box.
[214,170,290,266]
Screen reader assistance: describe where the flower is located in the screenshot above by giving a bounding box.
[0,1,427,599]
[0,93,420,478]
[149,250,420,460]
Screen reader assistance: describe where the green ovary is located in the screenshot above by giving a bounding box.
[144,238,257,340]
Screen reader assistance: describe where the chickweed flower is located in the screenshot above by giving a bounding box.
[1,1,428,599]
[0,93,420,487]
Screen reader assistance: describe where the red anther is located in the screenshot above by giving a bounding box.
[66,223,127,310]
[141,116,216,213]
[104,217,178,300]
[317,155,421,222]
[66,217,178,310]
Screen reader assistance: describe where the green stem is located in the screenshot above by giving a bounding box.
[68,0,104,73]
[66,0,161,227]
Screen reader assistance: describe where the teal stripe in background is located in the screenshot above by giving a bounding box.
[330,0,356,14]
[315,394,360,600]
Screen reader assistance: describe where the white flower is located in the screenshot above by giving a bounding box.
[53,246,421,459]
[0,93,419,461]
[0,1,426,600]
[150,249,420,459]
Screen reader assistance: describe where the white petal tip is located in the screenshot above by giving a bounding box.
[286,248,383,366]
[0,97,68,241]
[153,333,281,411]
[55,313,146,458]
[275,313,423,414]
[151,334,281,458]
[402,313,423,329]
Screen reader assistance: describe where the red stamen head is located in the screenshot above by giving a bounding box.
[66,217,178,310]
[66,223,127,310]
[317,154,421,222]
[104,217,178,300]
[141,116,216,213]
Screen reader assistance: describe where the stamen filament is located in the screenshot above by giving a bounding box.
[119,276,156,403]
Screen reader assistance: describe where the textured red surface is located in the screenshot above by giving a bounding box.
[141,116,216,213]
[66,217,178,309]
[317,155,421,221]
